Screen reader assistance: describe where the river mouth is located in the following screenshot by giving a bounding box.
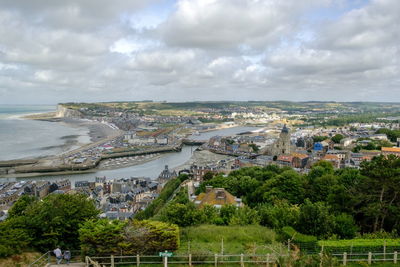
[4,126,263,183]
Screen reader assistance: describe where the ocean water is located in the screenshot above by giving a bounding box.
[0,105,90,160]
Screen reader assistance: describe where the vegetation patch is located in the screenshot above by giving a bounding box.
[319,239,400,247]
[178,225,281,255]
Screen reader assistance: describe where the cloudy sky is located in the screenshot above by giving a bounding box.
[0,0,399,104]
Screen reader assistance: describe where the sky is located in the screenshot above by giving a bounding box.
[0,0,399,104]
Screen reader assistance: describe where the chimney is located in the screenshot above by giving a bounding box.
[216,189,226,200]
[206,186,213,193]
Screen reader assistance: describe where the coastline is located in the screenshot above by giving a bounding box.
[0,111,257,180]
[0,110,122,174]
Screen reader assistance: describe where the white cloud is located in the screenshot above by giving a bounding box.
[0,0,399,104]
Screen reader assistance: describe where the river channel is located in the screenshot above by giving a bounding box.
[10,126,260,183]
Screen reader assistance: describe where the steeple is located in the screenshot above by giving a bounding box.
[281,124,289,134]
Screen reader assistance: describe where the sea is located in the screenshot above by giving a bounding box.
[0,105,90,161]
[0,105,261,183]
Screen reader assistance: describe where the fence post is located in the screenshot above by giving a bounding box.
[240,253,244,267]
[368,252,372,265]
[266,253,270,267]
[136,254,140,267]
[287,239,291,252]
[394,251,398,264]
[85,256,89,267]
[319,245,324,267]
[214,253,218,267]
[384,240,387,261]
[189,253,192,267]
[111,255,115,267]
[47,252,51,264]
[343,252,347,266]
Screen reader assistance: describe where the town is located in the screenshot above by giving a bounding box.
[2,101,400,224]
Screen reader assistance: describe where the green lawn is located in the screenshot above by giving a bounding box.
[177,224,285,255]
[319,239,400,247]
[347,263,399,267]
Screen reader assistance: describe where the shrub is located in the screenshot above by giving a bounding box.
[79,219,179,256]
[257,201,299,229]
[297,200,335,239]
[0,217,32,258]
[333,213,358,239]
[280,226,318,252]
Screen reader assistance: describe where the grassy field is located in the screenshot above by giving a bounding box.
[319,239,400,247]
[347,264,400,267]
[177,224,285,255]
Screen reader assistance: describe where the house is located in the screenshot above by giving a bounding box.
[370,134,388,141]
[194,186,242,208]
[381,147,400,157]
[322,154,340,168]
[276,155,293,167]
[291,152,309,168]
[321,140,334,150]
[326,150,348,161]
[33,181,51,198]
[191,164,218,180]
[155,135,168,145]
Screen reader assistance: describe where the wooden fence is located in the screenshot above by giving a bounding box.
[86,251,399,266]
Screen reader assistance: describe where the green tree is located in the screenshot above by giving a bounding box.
[79,219,126,256]
[261,170,305,204]
[376,128,400,142]
[313,136,328,142]
[79,219,179,256]
[160,202,203,227]
[219,205,237,225]
[7,195,37,218]
[229,206,260,226]
[249,143,260,152]
[309,174,338,202]
[25,193,99,251]
[0,217,32,258]
[333,213,358,239]
[202,171,215,181]
[297,200,335,239]
[331,134,344,144]
[257,200,299,229]
[359,155,400,232]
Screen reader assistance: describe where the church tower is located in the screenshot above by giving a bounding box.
[272,124,291,155]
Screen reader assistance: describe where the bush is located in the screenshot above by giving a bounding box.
[79,219,127,256]
[280,226,318,252]
[79,219,179,256]
[297,200,335,239]
[159,202,204,227]
[257,201,299,229]
[228,206,260,226]
[123,220,179,254]
[0,217,32,258]
[25,193,99,251]
[333,213,358,239]
[280,226,318,244]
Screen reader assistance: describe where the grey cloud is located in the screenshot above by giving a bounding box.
[157,0,330,52]
[0,0,399,104]
[0,0,159,30]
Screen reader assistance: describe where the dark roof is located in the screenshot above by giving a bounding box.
[281,124,289,133]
